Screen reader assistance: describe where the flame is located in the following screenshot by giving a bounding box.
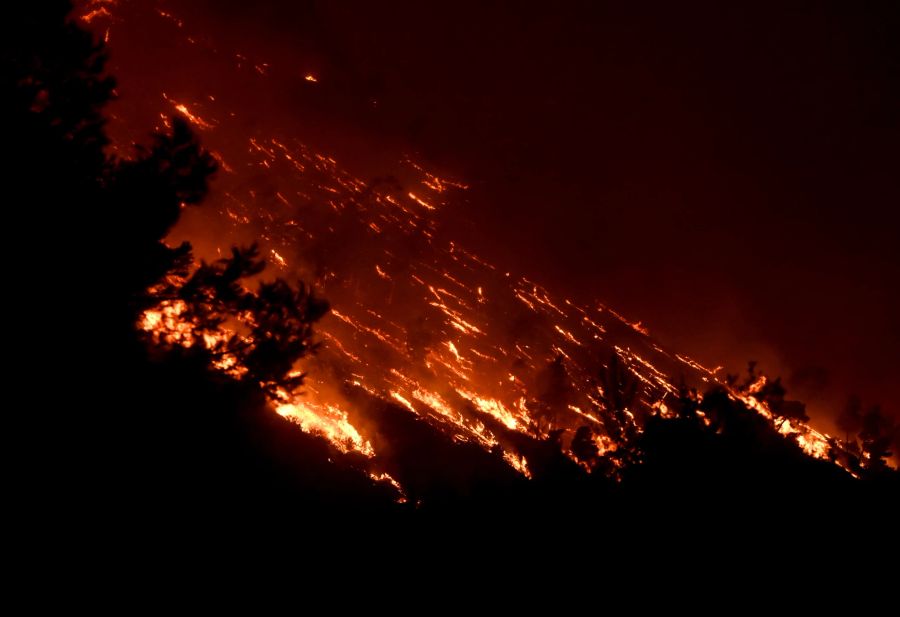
[407,192,436,211]
[81,7,111,23]
[277,400,374,456]
[456,389,522,430]
[730,380,832,461]
[164,95,216,130]
[270,249,287,267]
[503,451,532,478]
[369,472,407,503]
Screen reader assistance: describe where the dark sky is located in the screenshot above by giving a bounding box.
[149,0,899,428]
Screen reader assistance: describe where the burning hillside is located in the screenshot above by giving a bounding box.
[69,1,878,505]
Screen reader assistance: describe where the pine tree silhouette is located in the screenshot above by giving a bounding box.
[3,3,385,527]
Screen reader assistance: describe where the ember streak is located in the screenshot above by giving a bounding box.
[78,1,880,496]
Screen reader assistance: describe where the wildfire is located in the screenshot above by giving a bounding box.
[100,3,851,498]
[503,451,532,478]
[277,400,374,456]
[456,389,523,430]
[731,378,832,460]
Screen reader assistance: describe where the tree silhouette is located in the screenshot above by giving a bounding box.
[858,405,896,473]
[110,117,216,305]
[597,352,639,446]
[7,3,325,395]
[166,244,329,394]
[530,354,572,433]
[753,377,809,427]
[5,3,216,341]
[730,362,809,428]
[5,3,113,180]
[5,3,352,520]
[837,395,864,449]
[571,425,600,470]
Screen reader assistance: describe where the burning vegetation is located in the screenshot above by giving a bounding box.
[7,2,896,527]
[81,1,889,487]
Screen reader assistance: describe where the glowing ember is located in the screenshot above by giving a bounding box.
[407,192,436,211]
[167,98,215,130]
[270,249,287,267]
[81,8,111,23]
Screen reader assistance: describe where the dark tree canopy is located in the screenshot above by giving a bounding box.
[597,352,640,448]
[5,3,368,525]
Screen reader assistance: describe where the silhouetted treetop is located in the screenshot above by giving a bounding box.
[597,352,640,446]
[837,396,864,447]
[8,2,327,398]
[112,117,217,243]
[859,405,896,472]
[5,2,114,183]
[145,244,329,395]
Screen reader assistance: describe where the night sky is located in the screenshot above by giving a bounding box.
[109,0,899,429]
